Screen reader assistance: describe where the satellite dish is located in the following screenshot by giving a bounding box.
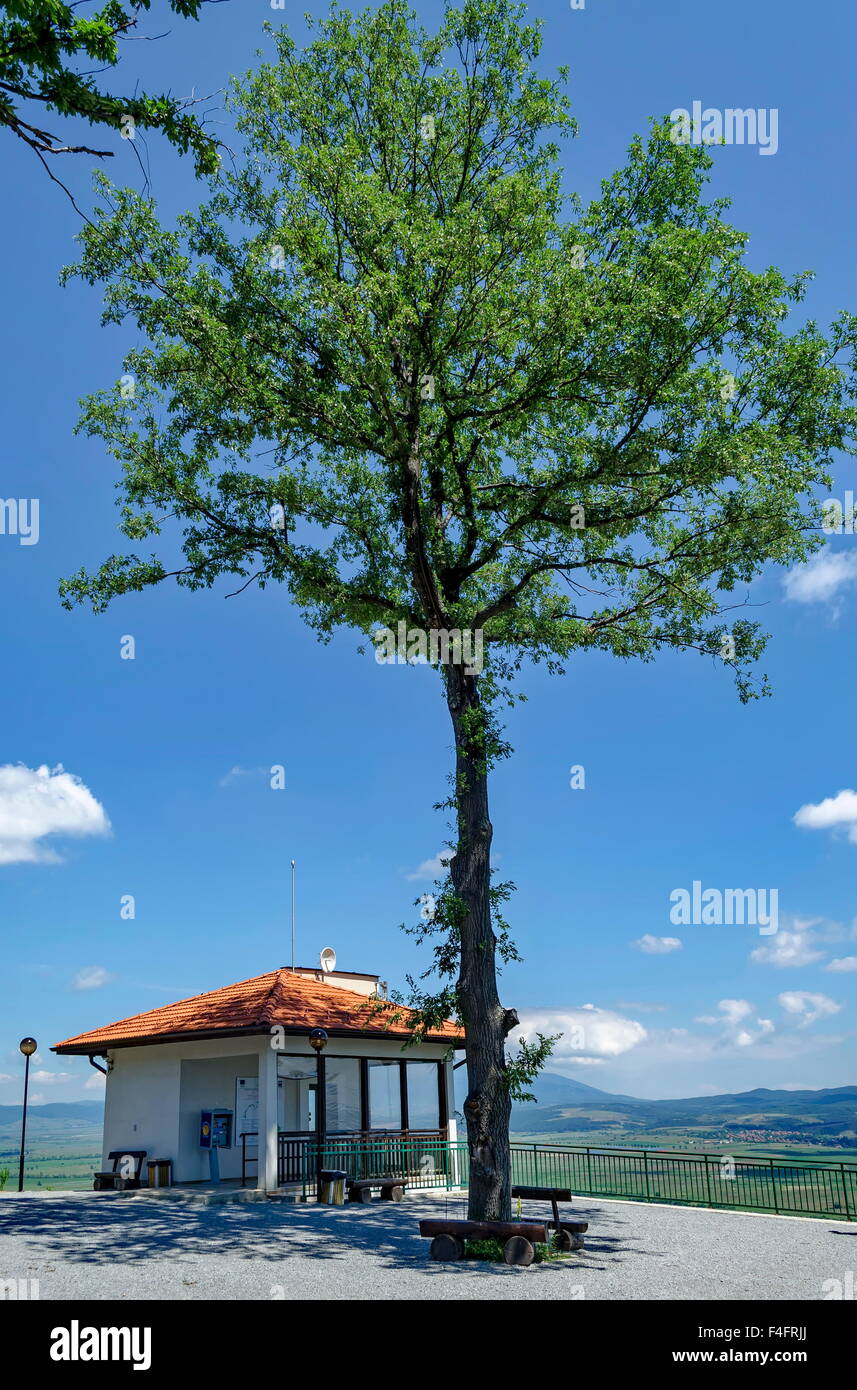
[319,947,336,974]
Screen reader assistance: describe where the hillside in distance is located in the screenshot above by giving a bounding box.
[0,1102,104,1190]
[0,1102,104,1127]
[512,1075,857,1145]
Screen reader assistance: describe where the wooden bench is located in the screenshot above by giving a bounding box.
[511,1184,588,1251]
[419,1218,548,1266]
[347,1175,408,1203]
[93,1150,147,1192]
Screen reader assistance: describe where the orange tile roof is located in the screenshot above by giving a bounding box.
[52,969,464,1053]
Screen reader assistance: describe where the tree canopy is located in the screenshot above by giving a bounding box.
[1,0,223,178]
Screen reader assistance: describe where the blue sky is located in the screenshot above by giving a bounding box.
[2,0,857,1106]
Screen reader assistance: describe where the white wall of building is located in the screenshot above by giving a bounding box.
[103,1036,262,1184]
[101,1033,459,1185]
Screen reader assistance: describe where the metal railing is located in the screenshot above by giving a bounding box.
[303,1133,460,1197]
[240,1133,856,1220]
[240,1130,450,1188]
[509,1143,856,1221]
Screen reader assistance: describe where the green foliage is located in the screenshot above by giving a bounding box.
[0,1,222,174]
[0,1167,9,1190]
[464,1233,568,1261]
[58,0,857,1079]
[464,1237,506,1260]
[61,0,857,674]
[504,1031,559,1103]
[533,1234,567,1262]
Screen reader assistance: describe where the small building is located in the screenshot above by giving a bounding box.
[52,965,464,1191]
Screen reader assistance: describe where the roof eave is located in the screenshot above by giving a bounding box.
[52,1023,465,1055]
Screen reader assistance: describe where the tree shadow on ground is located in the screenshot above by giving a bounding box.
[0,1191,660,1282]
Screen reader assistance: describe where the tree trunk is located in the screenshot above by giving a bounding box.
[445,662,515,1221]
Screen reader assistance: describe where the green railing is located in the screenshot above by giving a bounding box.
[300,1135,468,1197]
[290,1136,856,1220]
[509,1143,856,1221]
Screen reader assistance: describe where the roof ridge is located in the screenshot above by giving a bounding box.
[258,967,291,1026]
[55,969,283,1043]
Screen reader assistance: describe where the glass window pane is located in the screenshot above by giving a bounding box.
[277,1056,317,1079]
[406,1062,439,1130]
[369,1061,401,1130]
[325,1058,361,1133]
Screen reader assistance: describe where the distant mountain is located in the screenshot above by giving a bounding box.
[512,1074,857,1141]
[520,1073,639,1105]
[0,1101,103,1125]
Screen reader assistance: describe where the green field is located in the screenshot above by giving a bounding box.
[512,1129,857,1165]
[0,1118,101,1191]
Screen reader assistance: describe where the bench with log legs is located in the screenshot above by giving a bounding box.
[93,1150,148,1192]
[347,1176,407,1202]
[419,1219,549,1266]
[511,1185,588,1250]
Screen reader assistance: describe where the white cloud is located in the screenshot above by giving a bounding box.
[782,550,857,605]
[406,849,453,882]
[778,991,842,1028]
[0,764,110,865]
[218,765,268,787]
[697,999,750,1026]
[825,956,857,973]
[750,928,825,968]
[84,1071,106,1090]
[794,789,857,845]
[631,935,682,955]
[511,1006,647,1064]
[696,999,775,1049]
[72,966,113,991]
[31,1070,73,1085]
[718,998,752,1025]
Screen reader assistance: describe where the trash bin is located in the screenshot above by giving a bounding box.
[147,1159,173,1188]
[319,1169,348,1205]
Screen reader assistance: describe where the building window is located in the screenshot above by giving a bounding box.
[368,1060,401,1130]
[406,1061,440,1130]
[277,1056,318,1132]
[325,1058,361,1133]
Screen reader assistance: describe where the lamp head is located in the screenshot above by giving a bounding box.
[308,1028,328,1053]
[19,1037,37,1057]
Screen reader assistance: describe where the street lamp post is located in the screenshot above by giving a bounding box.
[308,1028,328,1199]
[17,1037,37,1193]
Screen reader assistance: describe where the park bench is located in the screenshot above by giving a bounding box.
[511,1184,588,1250]
[347,1175,408,1202]
[419,1218,548,1266]
[93,1150,148,1191]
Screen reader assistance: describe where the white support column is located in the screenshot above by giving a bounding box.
[445,1057,458,1145]
[258,1037,279,1192]
[445,1057,461,1188]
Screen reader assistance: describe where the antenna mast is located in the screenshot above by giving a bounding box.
[290,859,296,969]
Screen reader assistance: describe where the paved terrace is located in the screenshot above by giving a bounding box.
[0,1189,853,1300]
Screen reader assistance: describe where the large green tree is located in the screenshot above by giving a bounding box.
[0,0,223,184]
[61,0,856,1218]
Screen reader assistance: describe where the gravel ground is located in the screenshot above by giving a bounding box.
[0,1189,854,1301]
